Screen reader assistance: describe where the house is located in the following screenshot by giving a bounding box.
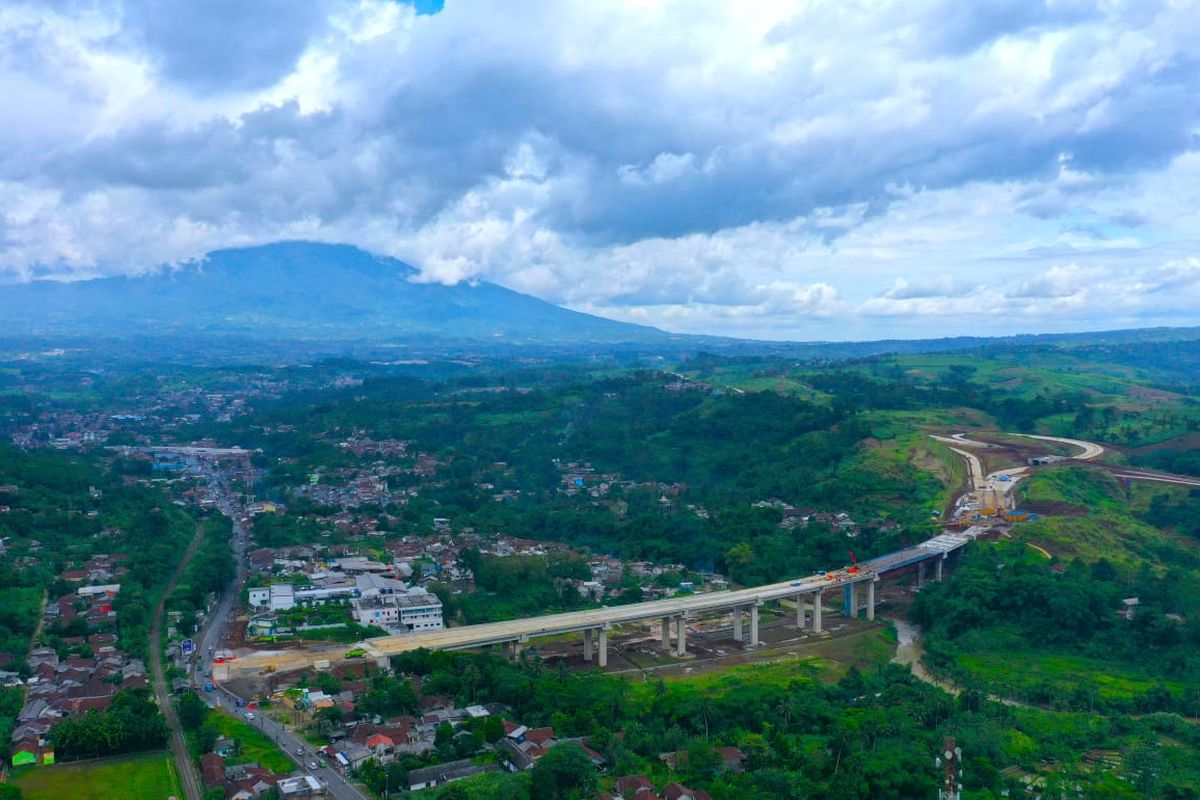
[499,723,558,771]
[663,784,712,800]
[616,775,658,799]
[201,752,226,790]
[714,746,745,772]
[10,740,38,767]
[407,758,499,791]
[277,774,326,798]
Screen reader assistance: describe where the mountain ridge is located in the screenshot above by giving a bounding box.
[0,241,668,344]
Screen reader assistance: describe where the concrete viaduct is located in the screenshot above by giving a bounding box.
[226,531,970,680]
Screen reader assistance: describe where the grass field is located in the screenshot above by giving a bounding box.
[210,709,294,773]
[955,649,1186,702]
[13,751,182,800]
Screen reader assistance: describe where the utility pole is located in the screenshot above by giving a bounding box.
[936,736,963,800]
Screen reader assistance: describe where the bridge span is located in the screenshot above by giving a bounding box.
[225,531,969,680]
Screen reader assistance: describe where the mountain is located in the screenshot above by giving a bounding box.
[0,241,669,345]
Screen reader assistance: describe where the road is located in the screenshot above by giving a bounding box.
[934,438,1024,516]
[1111,469,1200,488]
[149,523,207,800]
[186,483,368,800]
[229,564,881,677]
[1015,433,1105,460]
[205,686,363,800]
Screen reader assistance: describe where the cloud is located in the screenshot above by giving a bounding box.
[0,0,1198,339]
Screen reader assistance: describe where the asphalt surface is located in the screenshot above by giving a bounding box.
[230,563,880,677]
[187,487,368,800]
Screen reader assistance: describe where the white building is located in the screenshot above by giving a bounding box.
[248,582,356,611]
[352,587,443,632]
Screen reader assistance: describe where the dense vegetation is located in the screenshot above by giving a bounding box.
[48,689,169,760]
[6,337,1200,797]
[0,445,195,770]
[326,645,1200,799]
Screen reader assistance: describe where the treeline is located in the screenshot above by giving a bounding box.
[218,372,941,579]
[912,544,1200,715]
[1144,489,1200,538]
[357,646,1200,799]
[434,551,604,625]
[49,688,168,760]
[168,515,236,637]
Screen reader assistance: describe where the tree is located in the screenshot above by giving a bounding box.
[530,743,598,800]
[177,692,209,731]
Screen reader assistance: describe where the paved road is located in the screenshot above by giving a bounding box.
[206,687,364,800]
[150,523,206,800]
[1016,433,1105,460]
[230,564,878,677]
[1112,470,1200,488]
[187,491,368,800]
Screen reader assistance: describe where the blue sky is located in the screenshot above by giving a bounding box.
[1,0,1199,340]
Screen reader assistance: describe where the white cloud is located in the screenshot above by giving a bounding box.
[0,0,1198,339]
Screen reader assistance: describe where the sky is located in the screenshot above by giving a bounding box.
[2,0,1199,341]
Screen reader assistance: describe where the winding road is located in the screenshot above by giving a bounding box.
[1014,433,1105,460]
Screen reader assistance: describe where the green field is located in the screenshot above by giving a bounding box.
[955,648,1186,703]
[13,751,182,800]
[210,710,293,773]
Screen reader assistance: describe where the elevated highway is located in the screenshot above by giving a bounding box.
[226,531,970,680]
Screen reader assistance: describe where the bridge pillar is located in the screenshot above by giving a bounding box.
[866,579,875,621]
[750,604,760,647]
[675,616,687,657]
[795,594,806,630]
[844,582,856,618]
[598,626,608,668]
[732,608,743,642]
[583,628,593,662]
[936,556,944,582]
[917,561,927,588]
[813,590,823,633]
[661,616,671,653]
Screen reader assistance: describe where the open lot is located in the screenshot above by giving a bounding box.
[209,709,294,773]
[12,751,182,800]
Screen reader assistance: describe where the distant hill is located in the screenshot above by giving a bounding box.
[1,241,1198,362]
[0,241,669,344]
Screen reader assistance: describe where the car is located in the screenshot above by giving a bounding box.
[295,747,305,756]
[244,712,255,720]
[307,761,319,770]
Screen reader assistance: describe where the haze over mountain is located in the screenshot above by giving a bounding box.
[0,242,668,345]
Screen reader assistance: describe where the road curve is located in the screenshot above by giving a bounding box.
[150,523,206,800]
[1015,433,1105,460]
